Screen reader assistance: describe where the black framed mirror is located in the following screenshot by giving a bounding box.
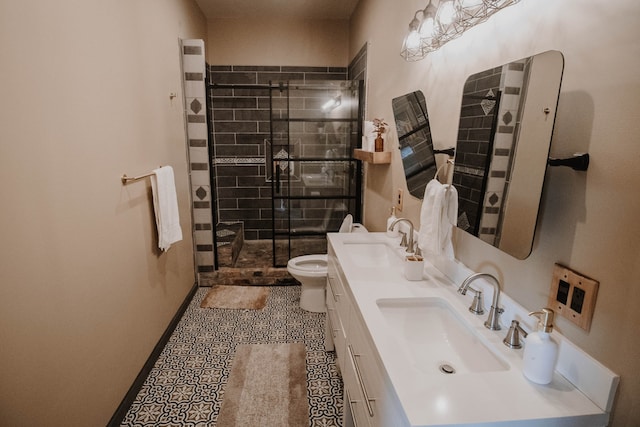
[391,91,437,198]
[453,50,565,259]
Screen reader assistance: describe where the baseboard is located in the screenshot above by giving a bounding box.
[107,282,199,426]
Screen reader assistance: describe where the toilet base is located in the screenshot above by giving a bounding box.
[300,283,326,313]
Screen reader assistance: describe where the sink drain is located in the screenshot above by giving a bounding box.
[439,364,456,374]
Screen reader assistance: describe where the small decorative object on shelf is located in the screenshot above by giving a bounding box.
[372,118,388,152]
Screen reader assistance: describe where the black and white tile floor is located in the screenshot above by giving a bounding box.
[121,285,343,426]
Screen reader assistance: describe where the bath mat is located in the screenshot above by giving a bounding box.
[217,343,309,427]
[200,285,269,310]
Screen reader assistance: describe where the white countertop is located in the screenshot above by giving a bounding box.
[328,232,612,427]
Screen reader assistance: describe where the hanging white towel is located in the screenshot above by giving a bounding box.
[418,179,458,259]
[151,166,183,251]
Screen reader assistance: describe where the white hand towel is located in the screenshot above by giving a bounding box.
[151,166,183,251]
[418,179,458,259]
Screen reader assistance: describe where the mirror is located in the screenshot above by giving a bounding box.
[453,50,564,259]
[391,91,437,198]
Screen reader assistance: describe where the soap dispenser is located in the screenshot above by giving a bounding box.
[386,206,399,237]
[522,308,558,385]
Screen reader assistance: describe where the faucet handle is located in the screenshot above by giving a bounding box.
[466,287,484,315]
[399,231,408,247]
[503,320,528,349]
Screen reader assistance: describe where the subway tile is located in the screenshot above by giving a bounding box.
[213,109,234,121]
[183,45,202,55]
[257,72,305,84]
[234,65,281,72]
[304,73,348,81]
[188,114,206,123]
[185,72,204,81]
[236,133,269,145]
[212,133,236,145]
[210,71,257,85]
[215,144,260,157]
[189,139,207,147]
[214,121,257,133]
[212,97,257,109]
[234,109,270,121]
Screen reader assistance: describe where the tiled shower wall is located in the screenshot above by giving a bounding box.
[207,66,349,241]
[180,42,367,274]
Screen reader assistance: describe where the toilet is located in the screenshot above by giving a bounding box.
[287,215,367,312]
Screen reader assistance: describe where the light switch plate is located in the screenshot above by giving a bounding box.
[548,263,599,331]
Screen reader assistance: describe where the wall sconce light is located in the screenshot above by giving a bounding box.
[321,94,342,112]
[401,0,521,61]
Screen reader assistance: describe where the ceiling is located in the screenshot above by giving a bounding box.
[194,0,360,20]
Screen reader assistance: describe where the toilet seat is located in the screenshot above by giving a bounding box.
[287,254,328,278]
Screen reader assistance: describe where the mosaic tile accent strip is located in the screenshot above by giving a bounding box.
[120,286,344,426]
[213,157,265,165]
[181,39,214,279]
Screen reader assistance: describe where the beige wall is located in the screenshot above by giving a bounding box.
[207,17,349,66]
[0,1,205,426]
[350,0,640,425]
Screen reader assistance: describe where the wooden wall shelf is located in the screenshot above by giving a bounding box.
[353,149,391,164]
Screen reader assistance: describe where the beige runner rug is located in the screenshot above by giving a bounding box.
[217,343,309,427]
[200,285,269,310]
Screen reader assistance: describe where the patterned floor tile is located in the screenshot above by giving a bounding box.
[121,286,343,426]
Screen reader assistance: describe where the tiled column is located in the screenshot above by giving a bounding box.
[181,39,214,279]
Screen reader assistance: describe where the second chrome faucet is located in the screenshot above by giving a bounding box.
[458,272,504,330]
[388,218,415,253]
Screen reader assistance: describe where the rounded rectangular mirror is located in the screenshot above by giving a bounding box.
[453,50,564,259]
[391,91,437,198]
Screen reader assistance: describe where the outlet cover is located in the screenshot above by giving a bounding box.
[396,188,404,212]
[548,264,599,331]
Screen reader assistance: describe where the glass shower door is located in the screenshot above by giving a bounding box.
[269,80,362,267]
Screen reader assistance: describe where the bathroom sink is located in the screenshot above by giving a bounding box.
[342,242,395,268]
[376,297,508,374]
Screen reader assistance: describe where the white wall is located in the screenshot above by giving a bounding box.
[207,17,349,66]
[0,1,206,425]
[350,0,640,424]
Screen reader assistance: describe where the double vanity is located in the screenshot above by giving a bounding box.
[324,232,617,427]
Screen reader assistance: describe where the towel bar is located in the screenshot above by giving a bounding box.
[121,166,162,184]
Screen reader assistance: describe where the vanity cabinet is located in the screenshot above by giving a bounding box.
[326,242,405,427]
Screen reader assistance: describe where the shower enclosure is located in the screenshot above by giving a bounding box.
[208,78,363,268]
[269,80,363,267]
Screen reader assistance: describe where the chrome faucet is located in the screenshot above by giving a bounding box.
[389,218,415,253]
[458,273,504,330]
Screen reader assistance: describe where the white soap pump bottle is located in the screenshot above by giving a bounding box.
[386,206,399,237]
[522,308,558,385]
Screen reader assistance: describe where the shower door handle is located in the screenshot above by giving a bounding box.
[274,160,281,193]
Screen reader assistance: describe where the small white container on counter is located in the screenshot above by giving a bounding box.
[404,255,424,281]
